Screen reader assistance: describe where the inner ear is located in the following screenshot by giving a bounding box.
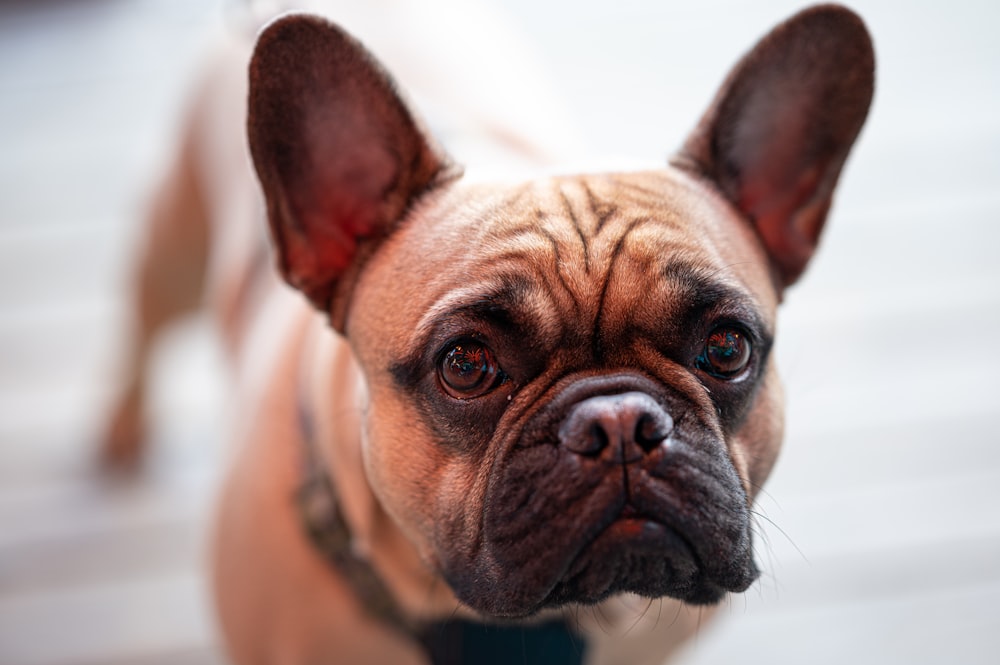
[676,5,875,287]
[247,13,455,327]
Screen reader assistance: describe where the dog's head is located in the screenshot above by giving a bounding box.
[247,6,873,617]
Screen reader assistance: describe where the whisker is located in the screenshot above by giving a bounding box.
[593,602,613,636]
[622,596,657,637]
[750,508,809,564]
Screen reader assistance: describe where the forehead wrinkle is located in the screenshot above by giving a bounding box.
[413,275,563,345]
[661,259,771,336]
[481,206,599,313]
[608,206,746,289]
[480,186,694,343]
[592,213,772,347]
[414,284,504,341]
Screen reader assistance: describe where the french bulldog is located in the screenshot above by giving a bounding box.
[103,4,874,664]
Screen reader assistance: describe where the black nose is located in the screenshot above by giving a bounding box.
[558,392,673,459]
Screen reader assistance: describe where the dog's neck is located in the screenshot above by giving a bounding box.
[294,383,419,636]
[298,325,459,618]
[294,324,589,663]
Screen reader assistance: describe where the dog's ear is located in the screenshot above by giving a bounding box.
[248,14,455,329]
[675,5,874,287]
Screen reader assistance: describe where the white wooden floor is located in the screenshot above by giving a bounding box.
[1,1,998,664]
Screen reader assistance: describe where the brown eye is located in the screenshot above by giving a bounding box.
[439,341,502,399]
[697,328,752,378]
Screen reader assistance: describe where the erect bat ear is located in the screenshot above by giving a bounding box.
[675,4,875,287]
[247,13,456,330]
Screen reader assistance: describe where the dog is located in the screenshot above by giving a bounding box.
[103,4,874,664]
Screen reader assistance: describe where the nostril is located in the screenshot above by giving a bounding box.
[589,423,609,452]
[558,405,615,456]
[635,411,673,451]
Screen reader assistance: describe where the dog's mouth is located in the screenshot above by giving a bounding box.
[437,381,759,618]
[461,468,755,618]
[441,477,756,618]
[542,500,735,611]
[552,506,696,595]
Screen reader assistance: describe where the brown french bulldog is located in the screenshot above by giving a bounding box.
[104,4,873,664]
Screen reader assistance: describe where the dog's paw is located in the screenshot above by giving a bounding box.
[98,386,148,470]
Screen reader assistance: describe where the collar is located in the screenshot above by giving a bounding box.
[295,393,420,637]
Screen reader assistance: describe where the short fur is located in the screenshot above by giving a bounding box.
[104,5,873,664]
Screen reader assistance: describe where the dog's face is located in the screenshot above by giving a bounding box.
[347,171,780,614]
[247,7,873,617]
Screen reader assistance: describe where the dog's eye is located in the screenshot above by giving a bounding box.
[438,341,503,399]
[697,328,752,379]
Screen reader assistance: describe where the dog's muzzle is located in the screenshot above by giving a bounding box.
[442,374,759,617]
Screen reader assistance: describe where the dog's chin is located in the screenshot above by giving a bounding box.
[546,516,736,608]
[448,511,758,619]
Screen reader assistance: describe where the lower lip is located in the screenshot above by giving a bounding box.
[601,515,696,562]
[553,516,700,601]
[610,517,657,537]
[602,516,690,552]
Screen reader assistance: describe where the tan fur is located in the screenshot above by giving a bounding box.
[103,4,872,663]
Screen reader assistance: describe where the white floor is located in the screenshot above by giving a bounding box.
[1,1,997,664]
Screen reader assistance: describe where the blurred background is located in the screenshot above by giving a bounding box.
[0,0,997,663]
